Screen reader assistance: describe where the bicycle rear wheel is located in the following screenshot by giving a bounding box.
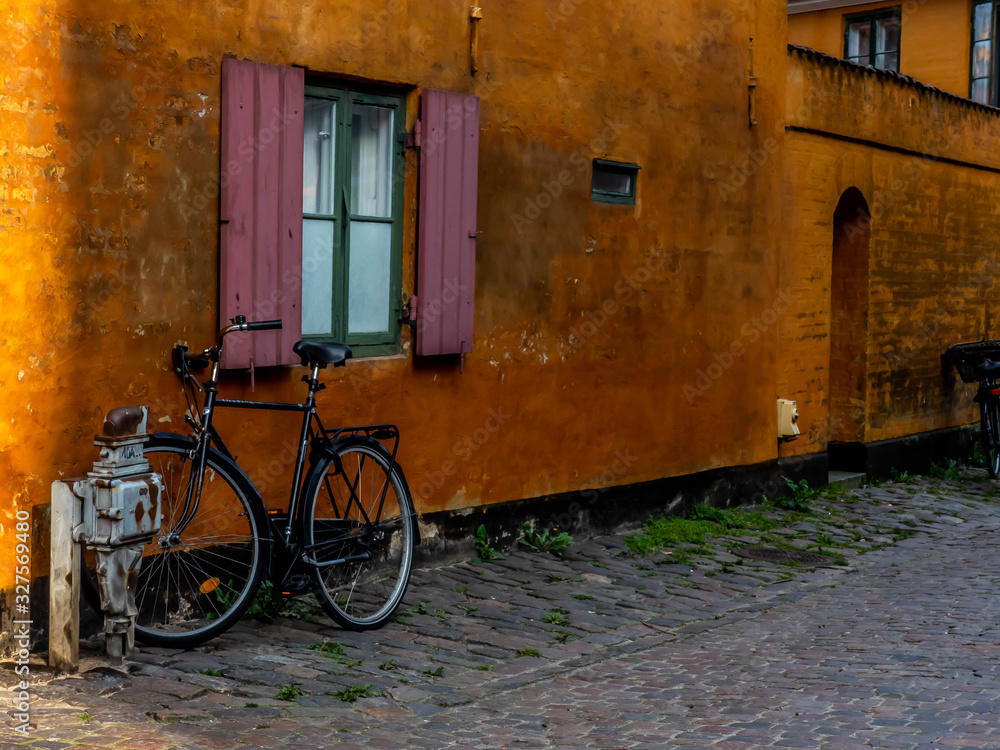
[83,434,269,647]
[981,398,1000,479]
[302,437,416,630]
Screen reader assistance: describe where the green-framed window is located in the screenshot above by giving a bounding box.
[971,1,997,104]
[591,159,640,205]
[302,85,405,355]
[843,7,901,71]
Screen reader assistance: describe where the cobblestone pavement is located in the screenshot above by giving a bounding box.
[5,469,1000,748]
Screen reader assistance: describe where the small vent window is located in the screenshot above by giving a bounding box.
[591,159,639,204]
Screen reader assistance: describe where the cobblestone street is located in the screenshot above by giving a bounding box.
[5,471,1000,748]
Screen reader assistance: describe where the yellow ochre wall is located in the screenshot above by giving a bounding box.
[0,0,788,644]
[788,0,973,98]
[778,47,1000,460]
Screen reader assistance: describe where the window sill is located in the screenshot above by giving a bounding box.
[347,343,403,359]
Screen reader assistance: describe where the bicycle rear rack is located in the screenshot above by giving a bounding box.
[321,424,401,468]
[312,424,404,534]
[943,339,1000,383]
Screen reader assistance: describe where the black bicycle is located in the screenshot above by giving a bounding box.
[944,339,1000,478]
[975,359,1000,478]
[84,317,417,647]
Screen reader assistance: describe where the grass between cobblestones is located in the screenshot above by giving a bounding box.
[619,476,964,568]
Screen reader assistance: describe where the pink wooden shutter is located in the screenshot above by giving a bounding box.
[220,58,304,368]
[415,90,480,356]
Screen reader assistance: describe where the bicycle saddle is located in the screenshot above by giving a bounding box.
[292,340,353,368]
[980,358,1000,375]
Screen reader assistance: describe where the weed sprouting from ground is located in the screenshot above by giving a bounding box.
[688,505,781,532]
[542,609,570,626]
[520,522,574,556]
[623,517,717,554]
[928,460,962,481]
[891,467,914,483]
[473,524,504,562]
[308,641,363,667]
[775,478,815,511]
[331,684,381,702]
[624,506,779,555]
[275,684,304,701]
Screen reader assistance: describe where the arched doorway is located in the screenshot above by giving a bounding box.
[829,188,870,459]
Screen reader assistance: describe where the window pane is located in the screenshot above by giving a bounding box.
[348,221,391,334]
[972,77,991,104]
[975,3,994,42]
[350,105,394,218]
[303,98,335,216]
[874,51,899,72]
[302,219,335,336]
[974,40,993,78]
[875,16,900,55]
[847,21,870,63]
[592,169,632,196]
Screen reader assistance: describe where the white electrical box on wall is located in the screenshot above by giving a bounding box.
[777,398,800,440]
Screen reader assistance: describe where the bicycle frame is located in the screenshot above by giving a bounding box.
[973,360,1000,479]
[975,371,1000,410]
[174,342,402,584]
[119,317,417,645]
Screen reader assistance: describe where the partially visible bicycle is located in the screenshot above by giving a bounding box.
[943,339,1000,478]
[83,317,417,647]
[978,362,1000,478]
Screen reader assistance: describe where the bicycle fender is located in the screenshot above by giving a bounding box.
[308,436,344,474]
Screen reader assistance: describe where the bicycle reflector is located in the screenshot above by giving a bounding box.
[199,577,221,594]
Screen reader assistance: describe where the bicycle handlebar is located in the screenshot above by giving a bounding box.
[171,318,286,430]
[216,316,283,351]
[246,319,283,332]
[172,317,286,381]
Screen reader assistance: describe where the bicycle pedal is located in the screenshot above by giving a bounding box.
[281,574,312,595]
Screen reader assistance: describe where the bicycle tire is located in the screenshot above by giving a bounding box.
[82,433,270,647]
[982,398,1000,479]
[302,436,416,630]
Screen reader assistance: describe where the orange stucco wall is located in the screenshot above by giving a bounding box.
[0,0,790,645]
[788,0,973,98]
[778,48,1000,459]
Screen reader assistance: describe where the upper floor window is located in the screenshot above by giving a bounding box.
[843,8,901,71]
[972,1,997,105]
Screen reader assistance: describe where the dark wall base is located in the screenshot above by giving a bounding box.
[828,425,973,480]
[416,451,828,564]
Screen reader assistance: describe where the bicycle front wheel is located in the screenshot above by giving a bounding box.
[302,437,416,630]
[126,435,268,647]
[982,398,1000,479]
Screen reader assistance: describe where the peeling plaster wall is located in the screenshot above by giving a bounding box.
[0,0,788,648]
